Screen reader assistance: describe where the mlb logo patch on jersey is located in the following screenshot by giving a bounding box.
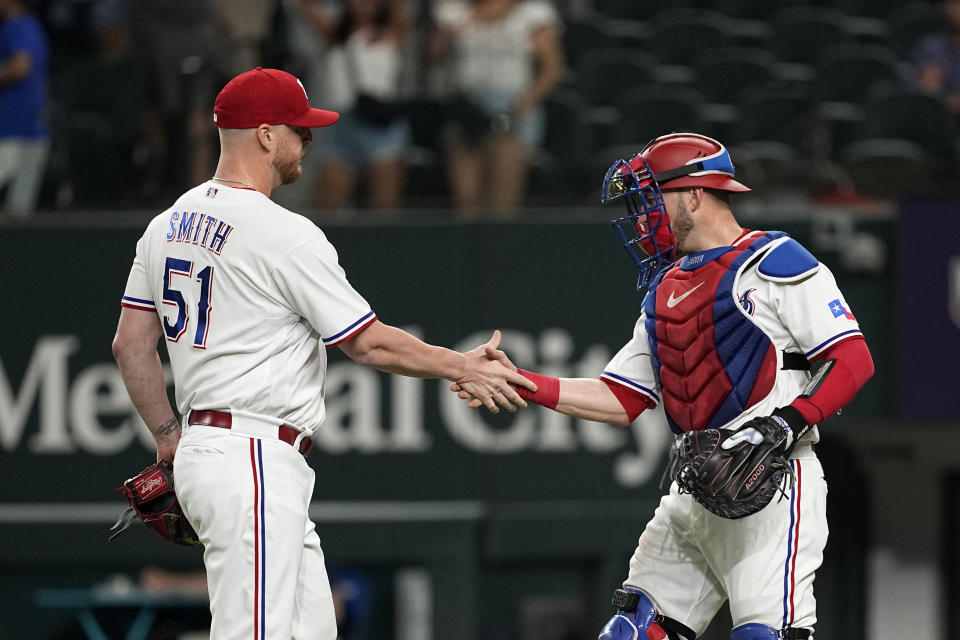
[205,187,219,198]
[828,298,854,320]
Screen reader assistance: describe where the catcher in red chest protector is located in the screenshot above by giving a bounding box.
[454,133,875,640]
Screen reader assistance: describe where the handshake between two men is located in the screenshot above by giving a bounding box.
[455,329,635,429]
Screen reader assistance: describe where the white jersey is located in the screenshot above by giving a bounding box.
[607,231,861,635]
[600,230,862,435]
[121,181,375,434]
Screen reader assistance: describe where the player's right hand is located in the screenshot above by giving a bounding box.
[456,330,536,413]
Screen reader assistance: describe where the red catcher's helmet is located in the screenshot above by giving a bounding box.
[601,133,749,289]
[639,132,750,192]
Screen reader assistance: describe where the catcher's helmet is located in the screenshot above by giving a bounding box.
[601,133,750,289]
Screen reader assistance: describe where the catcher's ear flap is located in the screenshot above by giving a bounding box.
[108,507,139,541]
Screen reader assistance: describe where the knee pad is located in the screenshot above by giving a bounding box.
[598,588,695,640]
[731,622,811,640]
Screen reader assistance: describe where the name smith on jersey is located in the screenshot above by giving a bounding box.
[165,210,234,255]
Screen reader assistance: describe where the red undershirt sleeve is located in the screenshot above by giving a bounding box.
[601,378,656,423]
[789,335,874,426]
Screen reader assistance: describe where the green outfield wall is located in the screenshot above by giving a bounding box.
[0,216,893,639]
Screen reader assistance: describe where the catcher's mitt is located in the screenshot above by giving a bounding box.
[109,460,200,546]
[668,416,795,519]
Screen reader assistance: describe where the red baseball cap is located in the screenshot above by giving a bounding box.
[213,67,339,129]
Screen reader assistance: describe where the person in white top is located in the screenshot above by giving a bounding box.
[454,134,875,640]
[112,67,534,640]
[297,0,411,210]
[431,0,565,214]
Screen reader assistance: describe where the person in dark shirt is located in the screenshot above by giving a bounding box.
[912,0,960,125]
[0,0,49,219]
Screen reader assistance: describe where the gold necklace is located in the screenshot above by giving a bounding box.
[212,176,256,190]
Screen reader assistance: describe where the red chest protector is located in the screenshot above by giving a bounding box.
[643,233,785,433]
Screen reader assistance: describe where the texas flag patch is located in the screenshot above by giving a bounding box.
[828,298,855,320]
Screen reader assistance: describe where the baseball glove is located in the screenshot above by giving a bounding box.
[668,416,796,519]
[108,460,200,546]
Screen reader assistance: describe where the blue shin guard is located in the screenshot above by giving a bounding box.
[598,588,658,640]
[598,588,697,640]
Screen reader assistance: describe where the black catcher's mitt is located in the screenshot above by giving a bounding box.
[109,460,200,546]
[668,416,796,519]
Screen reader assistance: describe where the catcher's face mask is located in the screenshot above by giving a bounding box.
[602,155,675,290]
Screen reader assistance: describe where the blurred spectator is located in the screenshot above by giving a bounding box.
[0,0,50,220]
[212,0,278,77]
[431,0,564,216]
[297,0,412,211]
[911,0,960,125]
[138,565,371,640]
[41,0,126,67]
[129,0,220,201]
[328,566,372,640]
[139,565,209,596]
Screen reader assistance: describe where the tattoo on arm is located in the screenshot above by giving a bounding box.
[157,417,180,436]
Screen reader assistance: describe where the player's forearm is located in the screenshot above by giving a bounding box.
[114,347,179,439]
[113,308,178,444]
[558,378,632,426]
[343,321,464,380]
[519,372,631,426]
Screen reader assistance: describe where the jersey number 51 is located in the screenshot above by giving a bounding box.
[162,256,214,349]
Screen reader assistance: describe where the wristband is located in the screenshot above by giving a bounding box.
[515,369,560,409]
[773,405,810,450]
[774,405,809,433]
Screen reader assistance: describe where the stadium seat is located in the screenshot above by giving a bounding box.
[604,17,653,52]
[575,48,660,107]
[886,3,944,57]
[853,84,958,164]
[730,83,821,151]
[399,98,448,207]
[840,138,931,198]
[714,0,816,21]
[768,7,853,64]
[647,10,734,66]
[814,43,903,104]
[612,85,705,149]
[563,18,615,73]
[833,0,906,19]
[692,47,779,106]
[529,88,593,203]
[594,0,697,22]
[728,141,804,194]
[48,58,143,205]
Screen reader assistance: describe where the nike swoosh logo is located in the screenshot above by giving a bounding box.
[666,282,705,308]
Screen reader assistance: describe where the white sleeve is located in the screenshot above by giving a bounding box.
[434,0,468,27]
[121,236,157,312]
[272,236,375,346]
[522,0,562,30]
[600,314,660,406]
[774,263,863,358]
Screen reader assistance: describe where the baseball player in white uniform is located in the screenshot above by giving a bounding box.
[455,133,874,640]
[112,67,536,640]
